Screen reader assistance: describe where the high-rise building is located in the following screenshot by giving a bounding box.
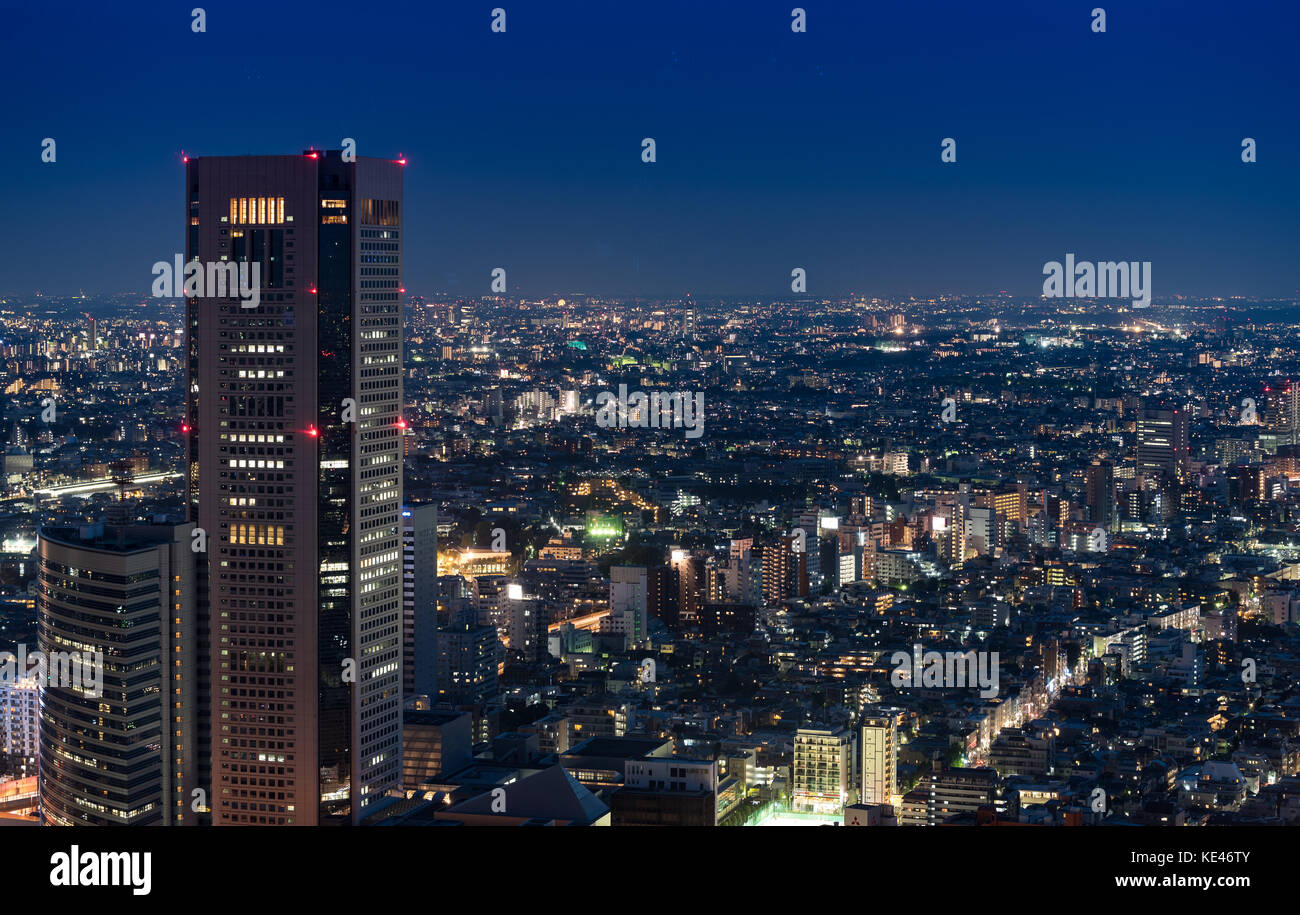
[1085,460,1117,531]
[647,565,680,628]
[1137,402,1189,479]
[860,710,898,806]
[403,504,438,699]
[185,151,405,824]
[37,523,199,826]
[681,306,697,339]
[938,499,967,569]
[0,675,38,767]
[1269,381,1300,446]
[791,726,855,815]
[669,548,706,623]
[437,623,501,707]
[607,566,648,645]
[762,535,808,603]
[966,506,998,556]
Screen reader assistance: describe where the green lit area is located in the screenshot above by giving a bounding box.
[585,516,624,539]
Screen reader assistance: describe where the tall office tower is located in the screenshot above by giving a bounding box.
[185,152,404,825]
[860,710,898,806]
[1137,402,1190,480]
[402,504,438,699]
[37,523,199,826]
[1085,460,1117,531]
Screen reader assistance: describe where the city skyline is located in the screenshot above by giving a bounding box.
[3,1,1298,890]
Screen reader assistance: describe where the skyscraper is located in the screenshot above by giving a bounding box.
[37,522,199,826]
[185,151,404,824]
[762,535,808,603]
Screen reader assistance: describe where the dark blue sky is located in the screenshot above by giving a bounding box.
[2,0,1297,299]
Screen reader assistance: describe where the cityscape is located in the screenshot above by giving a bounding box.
[0,0,1294,895]
[4,281,1300,832]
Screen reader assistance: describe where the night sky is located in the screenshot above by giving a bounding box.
[2,0,1297,299]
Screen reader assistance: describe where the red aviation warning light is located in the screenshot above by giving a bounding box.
[305,426,320,438]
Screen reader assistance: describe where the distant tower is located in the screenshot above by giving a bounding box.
[682,306,697,339]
